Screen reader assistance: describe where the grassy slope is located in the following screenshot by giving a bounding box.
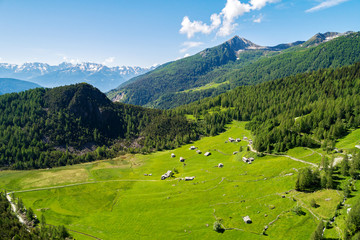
[336,128,360,150]
[1,121,359,239]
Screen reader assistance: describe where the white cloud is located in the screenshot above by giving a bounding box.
[180,41,204,53]
[175,53,192,61]
[253,14,263,23]
[180,0,280,38]
[250,0,280,10]
[306,0,349,13]
[218,0,252,36]
[103,57,115,65]
[180,14,221,38]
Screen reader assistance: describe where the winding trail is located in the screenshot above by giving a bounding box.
[247,142,317,167]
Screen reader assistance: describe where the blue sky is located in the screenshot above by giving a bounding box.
[0,0,358,67]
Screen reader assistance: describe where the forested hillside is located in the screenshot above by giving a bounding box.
[111,32,360,109]
[0,192,71,239]
[176,62,360,153]
[0,83,198,170]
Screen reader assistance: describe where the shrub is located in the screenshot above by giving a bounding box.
[213,221,224,233]
[311,198,317,208]
[292,205,305,216]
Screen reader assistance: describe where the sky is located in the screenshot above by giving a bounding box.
[0,0,359,68]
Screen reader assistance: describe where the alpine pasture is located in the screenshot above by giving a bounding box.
[0,121,356,239]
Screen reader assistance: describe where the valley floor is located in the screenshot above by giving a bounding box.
[0,121,358,239]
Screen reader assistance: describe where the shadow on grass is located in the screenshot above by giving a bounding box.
[347,193,355,199]
[332,175,345,181]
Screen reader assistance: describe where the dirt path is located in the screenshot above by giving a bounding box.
[247,142,317,167]
[9,179,162,194]
[213,149,232,156]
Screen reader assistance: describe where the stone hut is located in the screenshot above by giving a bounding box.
[243,216,252,224]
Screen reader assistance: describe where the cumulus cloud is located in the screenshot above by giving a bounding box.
[217,0,252,36]
[180,0,280,38]
[180,14,221,38]
[250,0,280,10]
[180,41,204,53]
[306,0,349,13]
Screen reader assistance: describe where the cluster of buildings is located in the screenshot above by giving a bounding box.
[228,137,241,143]
[242,157,255,164]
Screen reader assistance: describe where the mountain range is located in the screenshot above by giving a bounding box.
[108,31,359,109]
[0,62,156,92]
[0,78,42,95]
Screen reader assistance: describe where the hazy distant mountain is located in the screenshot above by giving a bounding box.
[0,62,156,92]
[0,78,41,95]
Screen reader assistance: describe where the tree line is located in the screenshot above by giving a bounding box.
[176,62,360,153]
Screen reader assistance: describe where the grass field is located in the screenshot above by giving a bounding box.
[180,81,229,93]
[1,121,360,239]
[336,128,360,150]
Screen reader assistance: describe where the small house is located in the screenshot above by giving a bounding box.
[218,163,224,168]
[185,176,195,181]
[236,138,241,142]
[233,151,238,155]
[228,137,235,142]
[189,146,196,150]
[180,157,185,162]
[243,216,252,224]
[196,150,202,154]
[355,145,360,149]
[161,170,172,180]
[249,157,255,162]
[242,157,249,162]
[171,153,176,158]
[249,140,253,145]
[204,152,211,156]
[243,137,248,140]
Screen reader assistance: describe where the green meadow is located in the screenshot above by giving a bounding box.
[335,128,360,150]
[1,121,359,239]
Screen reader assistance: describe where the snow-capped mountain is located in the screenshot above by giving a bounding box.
[0,62,156,92]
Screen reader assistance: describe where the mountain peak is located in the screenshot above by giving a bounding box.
[226,35,263,51]
[304,31,353,47]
